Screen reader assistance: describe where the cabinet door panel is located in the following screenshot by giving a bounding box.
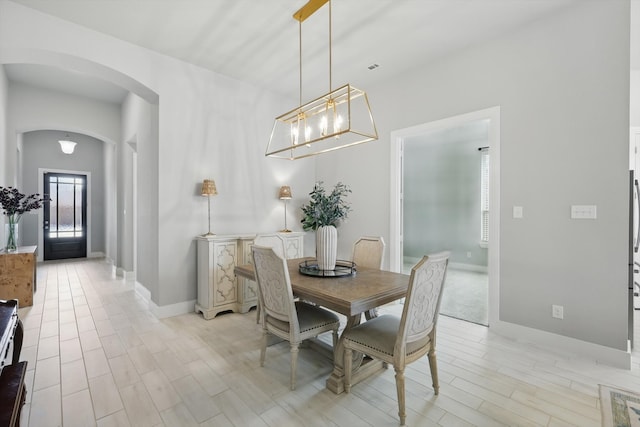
[213,242,237,305]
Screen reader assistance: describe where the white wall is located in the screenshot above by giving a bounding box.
[0,66,7,247]
[7,82,120,143]
[0,1,316,309]
[632,69,640,127]
[122,92,158,296]
[103,140,116,264]
[318,1,630,354]
[153,60,316,306]
[0,66,6,183]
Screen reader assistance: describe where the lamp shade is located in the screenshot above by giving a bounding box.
[201,179,218,196]
[278,186,292,200]
[59,139,77,154]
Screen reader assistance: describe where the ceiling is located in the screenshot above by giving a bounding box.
[4,0,637,105]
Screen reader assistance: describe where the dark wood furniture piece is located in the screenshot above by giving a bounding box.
[234,257,410,394]
[0,299,26,427]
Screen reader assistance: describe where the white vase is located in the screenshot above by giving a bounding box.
[316,225,337,270]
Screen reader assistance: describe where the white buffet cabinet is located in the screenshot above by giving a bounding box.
[195,232,304,319]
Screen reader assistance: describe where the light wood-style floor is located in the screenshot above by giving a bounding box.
[15,258,640,426]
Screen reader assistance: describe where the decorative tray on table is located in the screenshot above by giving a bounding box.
[299,260,356,278]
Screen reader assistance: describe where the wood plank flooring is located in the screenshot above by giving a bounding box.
[14,259,640,426]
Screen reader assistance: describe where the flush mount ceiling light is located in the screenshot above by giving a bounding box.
[58,136,77,154]
[265,0,378,160]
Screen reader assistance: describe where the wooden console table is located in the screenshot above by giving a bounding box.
[0,246,37,308]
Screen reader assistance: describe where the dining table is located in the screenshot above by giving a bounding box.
[234,257,410,394]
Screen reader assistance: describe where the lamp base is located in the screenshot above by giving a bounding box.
[279,229,292,233]
[202,232,216,237]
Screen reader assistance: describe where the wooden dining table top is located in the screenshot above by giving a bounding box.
[234,257,410,317]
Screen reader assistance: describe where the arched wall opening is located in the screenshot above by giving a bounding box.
[2,49,159,298]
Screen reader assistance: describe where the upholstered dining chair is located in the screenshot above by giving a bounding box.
[252,234,287,323]
[352,236,385,269]
[252,245,340,390]
[353,236,385,320]
[342,251,450,426]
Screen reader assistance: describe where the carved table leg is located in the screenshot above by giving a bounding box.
[326,309,386,394]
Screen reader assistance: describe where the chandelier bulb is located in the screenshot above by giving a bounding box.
[334,115,343,134]
[320,116,328,136]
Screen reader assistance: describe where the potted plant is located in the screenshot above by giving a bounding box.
[0,187,49,252]
[301,182,351,270]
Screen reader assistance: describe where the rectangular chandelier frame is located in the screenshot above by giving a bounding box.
[266,84,377,160]
[265,0,378,160]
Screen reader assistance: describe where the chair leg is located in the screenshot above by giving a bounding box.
[260,330,268,367]
[255,303,261,324]
[290,343,299,390]
[344,347,353,393]
[394,366,406,425]
[428,349,439,395]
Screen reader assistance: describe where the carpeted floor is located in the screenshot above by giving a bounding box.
[403,261,488,325]
[438,268,488,325]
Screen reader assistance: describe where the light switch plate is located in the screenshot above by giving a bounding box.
[513,206,523,219]
[571,205,597,219]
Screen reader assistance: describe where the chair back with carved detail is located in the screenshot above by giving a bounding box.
[252,244,340,390]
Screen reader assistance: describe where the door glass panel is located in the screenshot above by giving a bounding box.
[58,181,75,232]
[48,175,85,238]
[49,180,58,232]
[75,182,83,231]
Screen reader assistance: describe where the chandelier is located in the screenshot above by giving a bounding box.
[265,0,377,160]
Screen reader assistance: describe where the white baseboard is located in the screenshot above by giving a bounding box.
[404,257,488,273]
[133,282,194,319]
[115,268,135,281]
[448,262,488,274]
[88,251,104,258]
[134,281,151,301]
[491,319,631,370]
[150,299,197,319]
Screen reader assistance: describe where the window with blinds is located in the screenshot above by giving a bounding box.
[480,148,489,245]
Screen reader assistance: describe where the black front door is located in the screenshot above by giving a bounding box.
[43,173,87,260]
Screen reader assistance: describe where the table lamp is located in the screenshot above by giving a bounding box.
[201,179,218,236]
[279,185,292,232]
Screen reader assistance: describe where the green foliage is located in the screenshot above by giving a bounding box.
[0,186,49,220]
[301,182,351,231]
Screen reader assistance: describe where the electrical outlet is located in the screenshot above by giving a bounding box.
[466,251,472,258]
[552,305,564,319]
